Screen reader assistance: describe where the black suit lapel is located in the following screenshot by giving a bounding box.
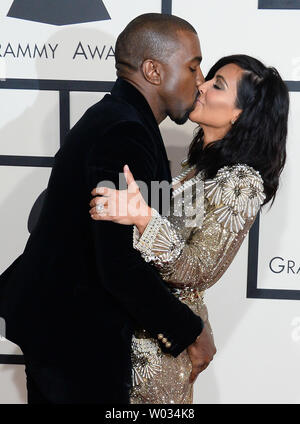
[111,78,172,183]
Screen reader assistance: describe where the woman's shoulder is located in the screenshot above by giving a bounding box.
[206,164,264,189]
[204,164,266,233]
[180,158,189,168]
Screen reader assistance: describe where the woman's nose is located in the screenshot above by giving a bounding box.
[196,68,205,87]
[198,81,207,95]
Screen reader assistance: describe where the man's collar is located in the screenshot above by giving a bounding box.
[110,77,172,184]
[111,77,158,128]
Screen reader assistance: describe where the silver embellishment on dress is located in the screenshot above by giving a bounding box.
[170,286,205,302]
[132,170,204,265]
[172,167,205,228]
[205,164,265,233]
[133,163,265,268]
[133,211,185,267]
[131,334,163,388]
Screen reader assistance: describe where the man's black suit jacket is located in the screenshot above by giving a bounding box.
[0,78,203,403]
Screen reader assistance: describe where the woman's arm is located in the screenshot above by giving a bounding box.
[90,164,265,290]
[132,164,265,290]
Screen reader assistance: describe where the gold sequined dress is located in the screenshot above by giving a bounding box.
[130,162,266,404]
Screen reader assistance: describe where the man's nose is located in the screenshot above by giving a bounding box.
[196,67,205,86]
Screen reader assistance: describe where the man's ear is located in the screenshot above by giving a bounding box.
[141,59,161,85]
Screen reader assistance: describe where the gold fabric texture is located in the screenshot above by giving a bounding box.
[130,163,265,404]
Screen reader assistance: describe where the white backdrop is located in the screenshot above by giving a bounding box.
[0,0,299,404]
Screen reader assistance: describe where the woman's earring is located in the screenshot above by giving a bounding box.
[231,119,236,125]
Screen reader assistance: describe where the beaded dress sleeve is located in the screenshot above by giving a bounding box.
[133,164,266,291]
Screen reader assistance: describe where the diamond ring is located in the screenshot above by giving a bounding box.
[96,203,105,214]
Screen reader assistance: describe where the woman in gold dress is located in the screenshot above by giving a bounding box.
[89,55,289,403]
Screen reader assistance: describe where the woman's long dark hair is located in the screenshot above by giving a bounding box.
[187,54,289,205]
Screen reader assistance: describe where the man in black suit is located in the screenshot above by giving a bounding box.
[0,13,215,404]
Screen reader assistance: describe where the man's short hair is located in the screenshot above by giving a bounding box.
[115,13,197,75]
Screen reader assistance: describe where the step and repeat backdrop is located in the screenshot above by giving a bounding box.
[0,0,299,404]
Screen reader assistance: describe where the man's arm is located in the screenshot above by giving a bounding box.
[86,121,203,357]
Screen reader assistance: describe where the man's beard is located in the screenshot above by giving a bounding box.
[171,109,191,125]
[170,94,199,125]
